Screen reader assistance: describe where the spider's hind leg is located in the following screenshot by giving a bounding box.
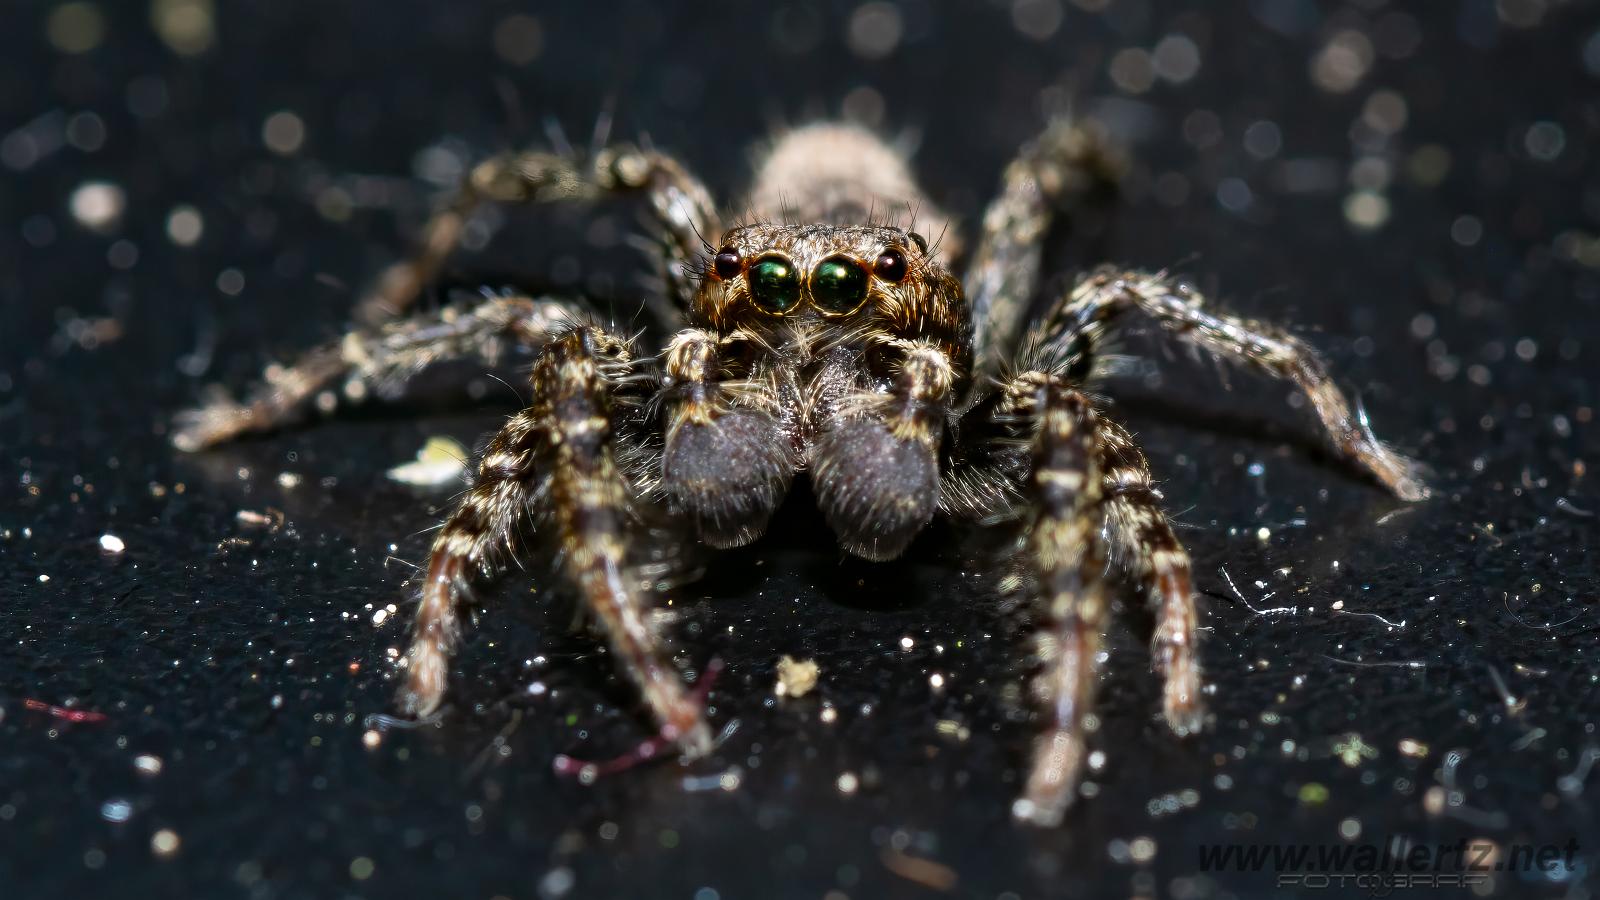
[964,119,1125,385]
[402,324,710,754]
[1038,269,1429,501]
[358,146,720,329]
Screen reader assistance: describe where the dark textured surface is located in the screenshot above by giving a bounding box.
[4,2,1600,898]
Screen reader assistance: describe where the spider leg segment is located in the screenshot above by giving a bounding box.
[1094,417,1203,736]
[1002,371,1110,827]
[355,147,720,328]
[170,294,580,451]
[400,324,711,756]
[1034,269,1429,501]
[964,120,1124,385]
[812,338,956,560]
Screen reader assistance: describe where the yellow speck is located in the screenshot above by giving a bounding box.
[774,655,820,698]
[1398,738,1429,758]
[47,2,106,54]
[1128,836,1157,863]
[151,0,216,56]
[1298,782,1329,805]
[387,435,470,487]
[1344,191,1391,230]
[151,829,180,857]
[262,110,306,156]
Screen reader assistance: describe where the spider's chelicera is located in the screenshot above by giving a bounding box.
[174,120,1427,825]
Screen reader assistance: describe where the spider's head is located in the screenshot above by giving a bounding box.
[693,223,968,354]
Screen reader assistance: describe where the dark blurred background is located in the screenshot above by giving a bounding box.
[3,1,1600,898]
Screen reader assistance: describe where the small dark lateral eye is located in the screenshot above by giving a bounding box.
[907,231,928,253]
[747,255,801,314]
[873,247,908,283]
[713,247,742,280]
[811,256,869,315]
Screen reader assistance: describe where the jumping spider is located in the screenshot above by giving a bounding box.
[175,120,1426,825]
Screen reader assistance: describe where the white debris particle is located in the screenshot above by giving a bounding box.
[152,0,216,56]
[846,2,902,60]
[100,799,133,823]
[836,772,859,794]
[166,205,204,246]
[1311,29,1375,93]
[899,636,914,651]
[387,436,470,487]
[928,672,945,689]
[1109,47,1156,93]
[262,110,306,155]
[362,730,381,750]
[1152,34,1201,83]
[98,533,126,554]
[151,828,181,857]
[133,755,163,775]
[371,608,389,626]
[1010,0,1063,41]
[774,655,820,698]
[70,181,126,232]
[1344,191,1391,230]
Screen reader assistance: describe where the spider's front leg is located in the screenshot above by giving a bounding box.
[402,324,711,754]
[358,146,719,329]
[1000,371,1111,827]
[1094,417,1203,736]
[172,294,578,451]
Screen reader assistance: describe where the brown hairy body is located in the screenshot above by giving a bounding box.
[175,119,1426,825]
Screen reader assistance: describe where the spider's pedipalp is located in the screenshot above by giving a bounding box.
[402,325,710,754]
[171,294,581,452]
[659,329,796,548]
[812,338,954,560]
[1000,371,1108,827]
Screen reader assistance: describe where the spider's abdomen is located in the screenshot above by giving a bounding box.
[743,123,957,251]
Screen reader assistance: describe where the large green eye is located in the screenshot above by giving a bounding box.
[811,256,868,315]
[747,255,801,314]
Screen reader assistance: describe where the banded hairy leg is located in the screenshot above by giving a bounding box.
[401,324,711,754]
[357,146,720,329]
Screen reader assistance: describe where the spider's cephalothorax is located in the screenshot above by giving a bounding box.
[174,120,1427,825]
[663,220,969,560]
